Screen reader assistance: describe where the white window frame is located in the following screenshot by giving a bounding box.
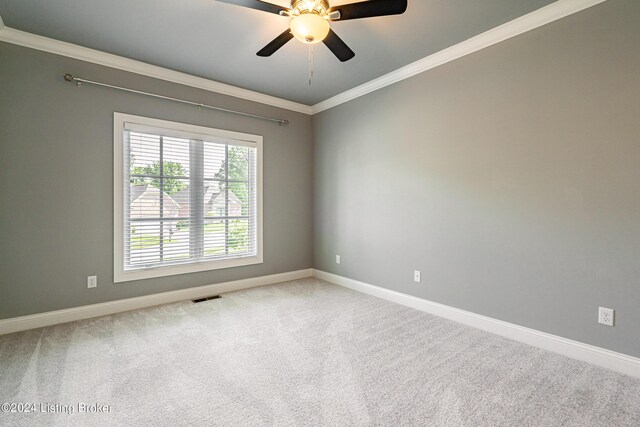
[113,112,263,283]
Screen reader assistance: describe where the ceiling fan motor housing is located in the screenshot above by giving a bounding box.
[291,0,330,17]
[239,0,408,62]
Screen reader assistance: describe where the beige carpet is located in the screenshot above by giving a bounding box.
[1,278,639,426]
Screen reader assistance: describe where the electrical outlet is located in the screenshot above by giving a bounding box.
[335,255,341,264]
[598,307,614,327]
[414,270,421,283]
[87,275,97,289]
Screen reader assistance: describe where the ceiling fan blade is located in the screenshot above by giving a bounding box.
[257,29,294,57]
[216,0,288,15]
[329,0,407,21]
[323,29,355,62]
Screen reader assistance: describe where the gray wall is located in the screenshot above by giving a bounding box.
[0,42,313,319]
[312,0,640,357]
[1,0,639,359]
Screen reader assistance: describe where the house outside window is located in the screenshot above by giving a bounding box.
[113,113,263,282]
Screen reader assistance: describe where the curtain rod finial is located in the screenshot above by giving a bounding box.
[64,73,74,82]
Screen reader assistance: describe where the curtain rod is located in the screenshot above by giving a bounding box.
[63,74,289,126]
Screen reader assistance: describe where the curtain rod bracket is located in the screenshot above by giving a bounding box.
[64,73,81,87]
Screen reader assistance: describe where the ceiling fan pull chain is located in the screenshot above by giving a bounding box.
[308,44,314,86]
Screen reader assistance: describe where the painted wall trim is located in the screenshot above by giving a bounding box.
[313,269,640,379]
[0,27,313,115]
[310,0,608,114]
[0,268,313,336]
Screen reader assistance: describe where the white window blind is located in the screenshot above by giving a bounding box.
[114,113,262,282]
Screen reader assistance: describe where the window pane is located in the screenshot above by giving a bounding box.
[161,222,190,262]
[127,221,161,266]
[129,184,163,219]
[129,132,160,184]
[227,182,249,216]
[227,145,249,181]
[203,141,226,180]
[162,137,190,178]
[160,178,189,219]
[203,218,226,257]
[228,219,250,255]
[202,182,226,218]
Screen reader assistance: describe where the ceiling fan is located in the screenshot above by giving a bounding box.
[217,0,408,62]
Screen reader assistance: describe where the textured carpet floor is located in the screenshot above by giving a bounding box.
[1,278,640,426]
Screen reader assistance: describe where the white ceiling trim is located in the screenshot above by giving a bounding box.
[0,26,314,115]
[0,0,606,116]
[310,0,607,114]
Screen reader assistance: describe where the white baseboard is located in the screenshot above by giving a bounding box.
[6,268,638,379]
[313,269,640,379]
[0,268,313,336]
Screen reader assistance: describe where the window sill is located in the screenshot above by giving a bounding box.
[114,254,264,283]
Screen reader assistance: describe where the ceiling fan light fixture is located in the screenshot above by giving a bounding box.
[231,0,407,61]
[289,13,330,44]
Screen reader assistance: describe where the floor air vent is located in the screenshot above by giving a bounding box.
[192,295,222,303]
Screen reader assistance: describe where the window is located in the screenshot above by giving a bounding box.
[114,113,263,282]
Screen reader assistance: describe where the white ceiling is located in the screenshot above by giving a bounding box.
[0,0,556,105]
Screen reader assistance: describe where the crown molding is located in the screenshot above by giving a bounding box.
[0,0,606,116]
[0,26,314,115]
[310,0,607,114]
